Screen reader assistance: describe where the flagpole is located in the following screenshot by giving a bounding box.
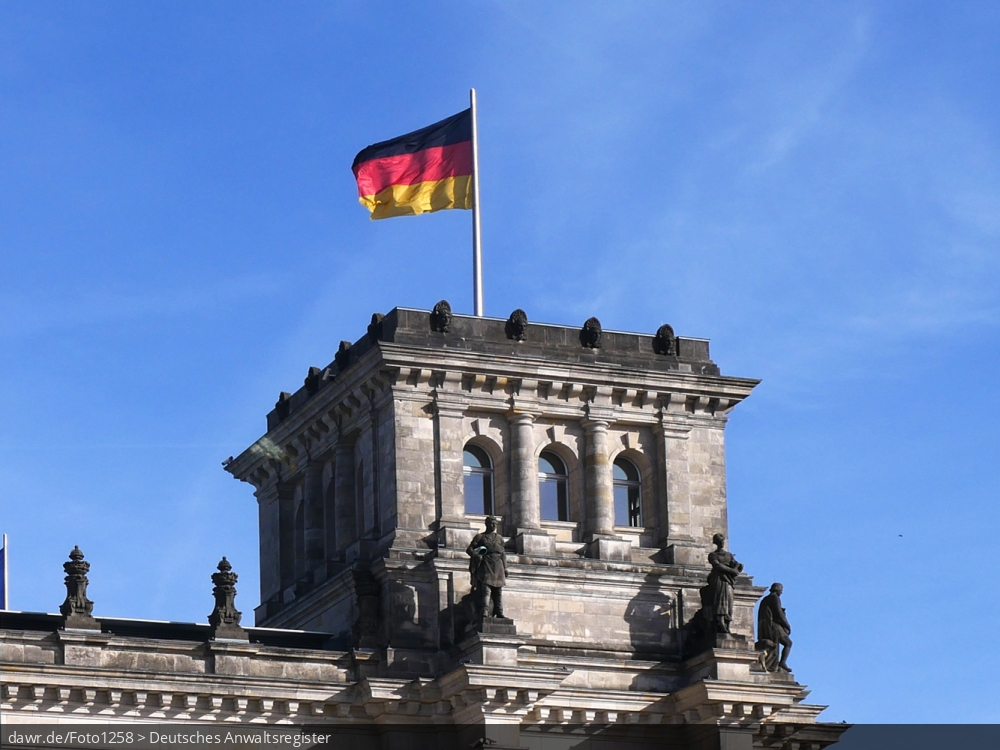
[2,533,7,610]
[470,88,484,317]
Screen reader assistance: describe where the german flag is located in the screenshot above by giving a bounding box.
[351,109,473,220]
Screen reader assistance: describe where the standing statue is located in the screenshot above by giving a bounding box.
[466,516,507,619]
[756,583,792,672]
[707,533,743,634]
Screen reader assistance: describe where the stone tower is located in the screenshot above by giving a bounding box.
[220,304,845,748]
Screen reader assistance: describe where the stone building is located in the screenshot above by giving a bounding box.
[0,305,848,750]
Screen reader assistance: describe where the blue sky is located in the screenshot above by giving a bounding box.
[2,1,999,724]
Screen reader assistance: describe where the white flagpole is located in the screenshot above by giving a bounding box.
[2,533,7,610]
[470,88,484,317]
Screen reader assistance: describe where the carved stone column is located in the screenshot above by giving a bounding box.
[334,440,357,558]
[509,412,539,530]
[434,397,467,524]
[253,477,282,609]
[510,411,553,555]
[303,461,325,571]
[583,419,630,560]
[583,419,615,536]
[658,400,699,564]
[277,482,296,594]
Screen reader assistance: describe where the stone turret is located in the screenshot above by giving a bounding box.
[225,305,760,660]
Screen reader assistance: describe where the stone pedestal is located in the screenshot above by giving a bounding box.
[438,520,476,551]
[62,614,100,631]
[684,634,759,683]
[664,540,704,565]
[586,535,632,561]
[515,530,556,556]
[456,619,523,666]
[211,623,248,641]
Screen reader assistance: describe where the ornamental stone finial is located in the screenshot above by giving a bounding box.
[60,546,99,630]
[209,556,247,640]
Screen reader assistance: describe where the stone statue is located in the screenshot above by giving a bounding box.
[466,516,507,619]
[756,582,792,672]
[707,533,743,634]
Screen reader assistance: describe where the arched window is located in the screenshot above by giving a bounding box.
[464,444,494,515]
[539,451,569,521]
[613,458,642,527]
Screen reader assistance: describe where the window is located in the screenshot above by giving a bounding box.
[539,451,569,521]
[613,458,642,527]
[464,445,494,515]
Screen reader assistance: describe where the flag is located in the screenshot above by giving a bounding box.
[352,109,473,220]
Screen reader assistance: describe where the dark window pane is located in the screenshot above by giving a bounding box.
[484,478,494,516]
[464,473,492,515]
[614,485,630,527]
[464,446,490,469]
[614,458,639,482]
[540,478,560,520]
[628,485,642,526]
[539,452,565,476]
[540,477,569,521]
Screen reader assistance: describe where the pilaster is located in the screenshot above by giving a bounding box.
[303,460,325,570]
[509,410,555,555]
[658,407,700,563]
[334,439,357,558]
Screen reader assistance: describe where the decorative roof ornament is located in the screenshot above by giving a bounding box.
[653,323,676,356]
[430,300,452,333]
[275,391,292,421]
[304,366,324,395]
[505,309,528,341]
[335,341,352,370]
[60,546,99,630]
[368,313,385,341]
[209,557,247,640]
[580,317,602,349]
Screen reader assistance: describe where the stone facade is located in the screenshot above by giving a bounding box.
[1,306,848,750]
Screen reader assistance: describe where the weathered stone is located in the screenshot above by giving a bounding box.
[580,316,602,348]
[208,557,247,641]
[59,546,99,630]
[505,309,528,341]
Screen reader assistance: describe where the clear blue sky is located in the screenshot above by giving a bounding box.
[2,1,998,724]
